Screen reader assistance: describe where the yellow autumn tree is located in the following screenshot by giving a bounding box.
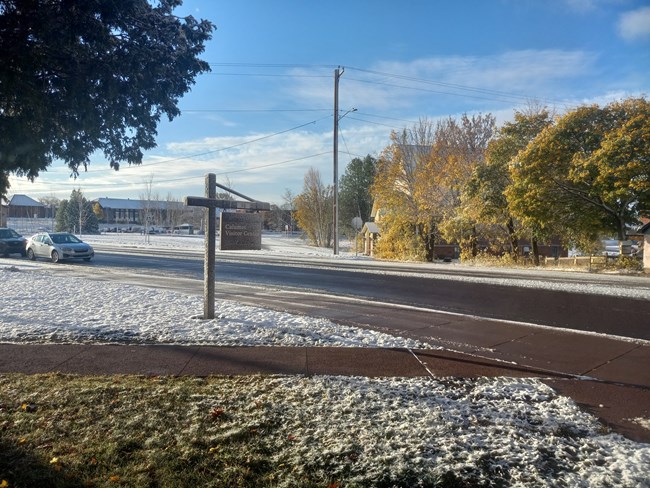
[372,115,496,261]
[371,120,439,261]
[507,97,650,252]
[425,114,496,259]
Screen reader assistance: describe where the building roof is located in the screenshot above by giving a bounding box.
[9,194,44,207]
[93,198,185,211]
[363,222,380,234]
[94,198,143,210]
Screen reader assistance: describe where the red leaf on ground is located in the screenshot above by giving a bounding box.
[209,407,225,419]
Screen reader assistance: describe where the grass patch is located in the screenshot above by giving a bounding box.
[1,374,647,487]
[0,374,290,487]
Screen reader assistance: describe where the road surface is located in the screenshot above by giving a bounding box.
[80,246,650,341]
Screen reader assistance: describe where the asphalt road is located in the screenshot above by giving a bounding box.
[88,247,650,340]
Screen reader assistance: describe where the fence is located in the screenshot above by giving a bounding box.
[6,217,55,235]
[545,255,608,270]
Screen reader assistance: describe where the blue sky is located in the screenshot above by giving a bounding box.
[8,0,650,206]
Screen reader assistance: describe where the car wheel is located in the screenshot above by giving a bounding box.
[51,250,60,263]
[27,248,36,261]
[83,257,92,262]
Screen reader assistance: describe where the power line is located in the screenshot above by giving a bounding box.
[346,115,405,130]
[345,76,528,105]
[181,109,330,113]
[144,152,331,184]
[206,72,329,78]
[345,66,562,105]
[85,116,332,173]
[15,152,332,191]
[205,63,566,106]
[208,63,337,69]
[207,152,331,177]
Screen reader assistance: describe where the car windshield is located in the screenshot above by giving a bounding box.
[0,229,20,238]
[51,234,82,244]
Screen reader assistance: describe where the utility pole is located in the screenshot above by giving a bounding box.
[333,66,343,255]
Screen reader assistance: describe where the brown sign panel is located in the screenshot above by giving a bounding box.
[220,212,262,250]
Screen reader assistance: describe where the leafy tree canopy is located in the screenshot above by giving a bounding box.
[507,97,650,243]
[461,108,553,257]
[0,0,214,199]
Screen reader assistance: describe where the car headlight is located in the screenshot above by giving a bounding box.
[62,247,73,252]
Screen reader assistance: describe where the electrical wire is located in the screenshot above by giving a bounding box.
[181,109,330,113]
[345,66,565,105]
[84,116,332,173]
[15,152,332,191]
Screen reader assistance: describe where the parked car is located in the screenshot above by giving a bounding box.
[26,232,94,263]
[0,227,27,257]
[600,239,637,257]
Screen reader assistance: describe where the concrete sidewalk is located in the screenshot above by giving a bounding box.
[1,341,649,443]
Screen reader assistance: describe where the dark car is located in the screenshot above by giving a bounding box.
[0,227,27,257]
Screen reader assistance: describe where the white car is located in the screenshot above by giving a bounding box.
[26,232,94,263]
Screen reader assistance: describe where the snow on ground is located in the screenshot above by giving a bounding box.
[0,265,429,348]
[1,233,649,485]
[239,375,650,487]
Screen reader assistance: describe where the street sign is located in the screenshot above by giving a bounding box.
[220,212,262,250]
[185,174,270,319]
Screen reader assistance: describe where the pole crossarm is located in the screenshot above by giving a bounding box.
[185,196,270,211]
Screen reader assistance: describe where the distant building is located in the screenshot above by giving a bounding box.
[5,194,52,219]
[91,198,196,230]
[93,198,144,224]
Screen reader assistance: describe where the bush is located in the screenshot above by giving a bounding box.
[607,255,643,272]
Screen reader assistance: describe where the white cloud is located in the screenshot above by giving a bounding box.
[280,50,598,129]
[350,50,598,110]
[618,6,650,41]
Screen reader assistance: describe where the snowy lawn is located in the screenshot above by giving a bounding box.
[1,374,648,487]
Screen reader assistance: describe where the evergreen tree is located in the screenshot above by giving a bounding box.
[0,0,214,200]
[339,155,377,237]
[55,200,68,232]
[56,189,99,234]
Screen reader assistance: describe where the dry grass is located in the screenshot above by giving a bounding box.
[0,374,314,488]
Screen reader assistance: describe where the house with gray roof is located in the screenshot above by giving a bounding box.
[6,194,50,218]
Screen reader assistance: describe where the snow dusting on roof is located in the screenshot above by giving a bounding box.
[8,194,43,207]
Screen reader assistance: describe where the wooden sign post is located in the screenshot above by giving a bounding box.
[185,173,270,319]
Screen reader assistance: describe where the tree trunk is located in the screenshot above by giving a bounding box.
[617,215,626,255]
[507,216,518,262]
[471,226,478,257]
[532,236,540,266]
[425,231,435,262]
